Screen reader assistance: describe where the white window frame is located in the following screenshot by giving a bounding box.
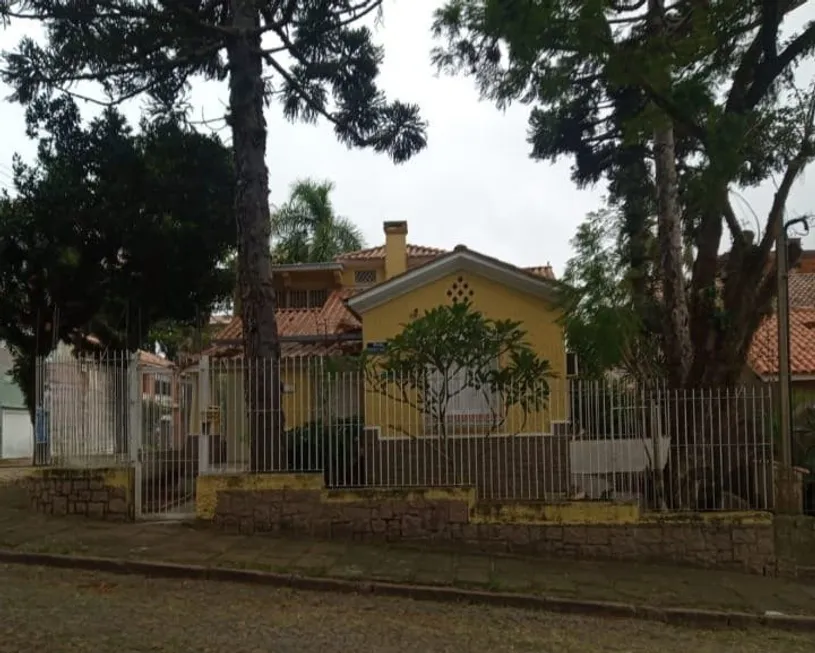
[425,363,495,432]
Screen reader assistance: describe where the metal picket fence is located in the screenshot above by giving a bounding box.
[34,353,778,518]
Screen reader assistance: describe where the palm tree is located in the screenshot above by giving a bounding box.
[271,179,364,263]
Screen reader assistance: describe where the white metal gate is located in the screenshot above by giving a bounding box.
[134,364,198,520]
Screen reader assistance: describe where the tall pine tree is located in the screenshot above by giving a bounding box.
[1,0,428,470]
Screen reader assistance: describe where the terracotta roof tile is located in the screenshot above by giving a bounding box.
[138,350,174,368]
[789,273,815,308]
[749,307,815,376]
[335,244,447,261]
[209,288,361,357]
[524,265,556,280]
[207,339,362,360]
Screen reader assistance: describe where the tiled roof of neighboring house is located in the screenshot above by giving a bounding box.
[790,273,815,308]
[204,339,361,361]
[138,351,174,368]
[81,335,173,368]
[335,244,447,261]
[524,265,556,280]
[749,307,815,377]
[207,288,362,358]
[335,244,555,279]
[335,245,558,280]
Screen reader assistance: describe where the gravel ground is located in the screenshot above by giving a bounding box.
[0,565,814,652]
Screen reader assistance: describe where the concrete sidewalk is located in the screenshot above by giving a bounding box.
[1,484,814,620]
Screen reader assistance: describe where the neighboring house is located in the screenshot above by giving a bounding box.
[0,345,33,461]
[749,261,815,393]
[138,350,180,449]
[198,220,567,471]
[42,341,177,461]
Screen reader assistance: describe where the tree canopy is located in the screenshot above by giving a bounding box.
[0,0,427,356]
[433,0,815,386]
[271,179,364,263]
[0,95,236,412]
[561,209,663,380]
[1,0,429,469]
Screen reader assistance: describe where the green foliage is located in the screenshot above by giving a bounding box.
[561,209,663,379]
[285,415,365,484]
[361,300,552,436]
[432,0,815,385]
[271,179,364,263]
[1,0,428,375]
[0,1,427,163]
[0,95,235,411]
[148,317,224,360]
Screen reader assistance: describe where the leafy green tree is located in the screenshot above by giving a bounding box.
[361,301,552,437]
[561,209,663,380]
[432,0,815,387]
[0,96,235,423]
[1,0,427,471]
[271,179,364,263]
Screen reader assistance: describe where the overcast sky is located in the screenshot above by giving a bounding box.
[1,2,814,276]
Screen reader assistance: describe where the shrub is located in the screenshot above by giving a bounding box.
[286,415,365,486]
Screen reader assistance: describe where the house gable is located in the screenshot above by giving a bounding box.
[346,246,562,316]
[349,251,568,385]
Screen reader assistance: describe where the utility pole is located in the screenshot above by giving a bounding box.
[777,222,792,469]
[777,217,810,468]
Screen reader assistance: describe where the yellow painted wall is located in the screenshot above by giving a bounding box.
[473,500,640,524]
[359,271,568,437]
[196,472,324,519]
[203,363,319,466]
[339,263,385,288]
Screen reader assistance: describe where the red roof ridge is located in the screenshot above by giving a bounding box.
[209,287,361,355]
[335,243,447,261]
[523,265,556,280]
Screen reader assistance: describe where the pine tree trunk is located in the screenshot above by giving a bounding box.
[653,123,692,388]
[647,0,694,506]
[227,0,285,472]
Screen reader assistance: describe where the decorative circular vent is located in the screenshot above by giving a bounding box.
[446,275,475,304]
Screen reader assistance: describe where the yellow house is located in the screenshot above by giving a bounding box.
[198,221,570,472]
[347,227,568,439]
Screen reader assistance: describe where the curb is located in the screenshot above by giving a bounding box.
[1,549,814,633]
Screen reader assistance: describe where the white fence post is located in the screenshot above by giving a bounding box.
[128,352,142,516]
[198,355,211,475]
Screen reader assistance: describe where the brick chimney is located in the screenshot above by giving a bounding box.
[383,221,407,280]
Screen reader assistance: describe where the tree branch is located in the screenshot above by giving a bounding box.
[726,1,814,113]
[757,93,815,260]
[722,196,743,240]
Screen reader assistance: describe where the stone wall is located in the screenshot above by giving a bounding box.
[207,475,776,575]
[774,515,815,577]
[27,467,134,521]
[362,433,571,500]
